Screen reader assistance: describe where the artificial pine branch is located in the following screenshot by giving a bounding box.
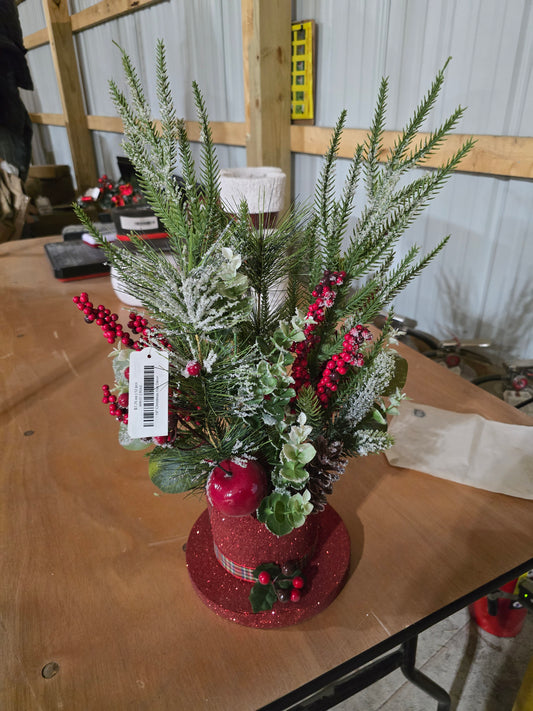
[377,235,450,310]
[406,106,466,167]
[315,110,346,261]
[154,41,179,181]
[305,214,323,296]
[387,57,452,170]
[363,75,388,196]
[330,144,364,252]
[192,81,225,249]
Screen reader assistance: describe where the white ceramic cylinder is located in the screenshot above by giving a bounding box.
[110,252,176,307]
[219,167,286,216]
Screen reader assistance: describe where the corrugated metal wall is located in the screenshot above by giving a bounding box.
[18,0,247,177]
[293,0,533,359]
[18,0,533,357]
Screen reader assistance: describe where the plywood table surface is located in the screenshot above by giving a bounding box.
[1,237,532,710]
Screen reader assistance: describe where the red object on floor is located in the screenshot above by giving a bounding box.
[469,578,527,637]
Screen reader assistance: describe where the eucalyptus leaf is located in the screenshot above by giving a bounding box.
[118,423,149,451]
[297,442,316,465]
[372,408,387,425]
[148,449,207,493]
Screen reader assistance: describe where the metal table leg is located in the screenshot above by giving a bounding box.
[401,636,452,711]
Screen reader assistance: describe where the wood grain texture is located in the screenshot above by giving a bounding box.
[84,115,246,146]
[23,0,166,49]
[1,237,532,710]
[28,112,65,127]
[42,0,97,192]
[291,126,533,179]
[243,0,292,208]
[29,111,531,180]
[70,0,166,33]
[23,26,49,50]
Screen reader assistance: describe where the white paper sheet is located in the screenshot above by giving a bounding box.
[385,402,533,499]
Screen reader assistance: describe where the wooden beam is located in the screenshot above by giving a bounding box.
[241,0,253,146]
[242,0,292,208]
[29,112,65,126]
[42,0,97,192]
[31,112,247,145]
[29,111,533,180]
[290,126,533,180]
[70,0,167,33]
[84,115,246,146]
[183,120,246,147]
[24,0,167,49]
[86,115,124,133]
[24,27,49,50]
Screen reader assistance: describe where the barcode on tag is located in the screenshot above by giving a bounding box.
[143,365,155,427]
[127,348,169,439]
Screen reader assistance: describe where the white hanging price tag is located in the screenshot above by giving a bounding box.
[127,348,169,439]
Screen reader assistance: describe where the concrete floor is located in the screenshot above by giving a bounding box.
[333,606,532,711]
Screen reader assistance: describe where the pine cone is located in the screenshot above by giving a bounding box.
[307,436,347,512]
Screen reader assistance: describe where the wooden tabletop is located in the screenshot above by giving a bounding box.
[1,237,532,711]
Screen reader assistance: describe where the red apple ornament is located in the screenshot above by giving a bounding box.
[206,459,268,516]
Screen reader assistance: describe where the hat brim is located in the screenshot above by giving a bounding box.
[186,505,351,628]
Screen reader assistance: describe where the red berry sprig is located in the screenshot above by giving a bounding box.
[102,383,129,423]
[250,561,306,612]
[128,310,172,350]
[127,311,149,336]
[316,324,372,405]
[291,270,347,394]
[72,293,140,349]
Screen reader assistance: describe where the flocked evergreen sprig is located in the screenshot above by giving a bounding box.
[72,43,473,537]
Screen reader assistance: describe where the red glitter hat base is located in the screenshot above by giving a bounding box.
[186,506,350,628]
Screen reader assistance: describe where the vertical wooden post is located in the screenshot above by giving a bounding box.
[42,0,97,192]
[241,0,292,207]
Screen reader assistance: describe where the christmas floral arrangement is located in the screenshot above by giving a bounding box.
[72,44,471,616]
[78,173,145,209]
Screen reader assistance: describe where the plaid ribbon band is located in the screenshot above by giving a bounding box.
[213,542,315,583]
[213,543,257,581]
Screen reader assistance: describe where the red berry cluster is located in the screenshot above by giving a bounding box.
[291,270,347,394]
[128,311,172,350]
[102,383,129,423]
[72,293,140,349]
[127,311,149,336]
[257,569,305,603]
[317,325,372,405]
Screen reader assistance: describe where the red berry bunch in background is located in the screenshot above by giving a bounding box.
[72,293,139,349]
[512,375,528,392]
[292,270,346,394]
[317,324,372,405]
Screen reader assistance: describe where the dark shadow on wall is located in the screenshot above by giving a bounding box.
[436,273,533,361]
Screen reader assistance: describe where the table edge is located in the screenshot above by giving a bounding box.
[259,557,533,710]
